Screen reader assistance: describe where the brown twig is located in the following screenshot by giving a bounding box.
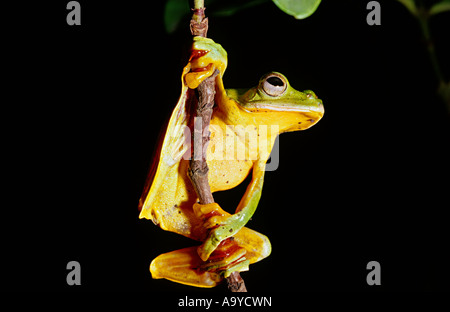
[188,2,247,292]
[227,271,248,292]
[188,69,217,206]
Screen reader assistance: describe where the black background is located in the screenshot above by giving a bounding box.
[4,0,449,292]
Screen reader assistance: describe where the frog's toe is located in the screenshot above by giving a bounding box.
[197,229,223,261]
[185,63,217,89]
[193,202,230,221]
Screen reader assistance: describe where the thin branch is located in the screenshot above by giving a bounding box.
[227,271,248,292]
[194,0,204,11]
[188,1,248,292]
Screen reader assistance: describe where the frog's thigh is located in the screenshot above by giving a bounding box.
[233,227,271,264]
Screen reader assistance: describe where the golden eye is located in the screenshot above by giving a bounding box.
[260,73,287,97]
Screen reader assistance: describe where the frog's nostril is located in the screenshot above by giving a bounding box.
[304,90,318,99]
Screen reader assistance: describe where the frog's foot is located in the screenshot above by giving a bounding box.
[184,36,227,89]
[193,202,238,261]
[150,246,222,288]
[199,238,250,278]
[193,202,272,264]
[150,243,249,288]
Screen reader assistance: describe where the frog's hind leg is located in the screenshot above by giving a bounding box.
[150,246,223,288]
[150,230,270,288]
[233,227,272,265]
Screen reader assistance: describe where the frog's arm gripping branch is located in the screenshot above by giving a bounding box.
[197,160,265,261]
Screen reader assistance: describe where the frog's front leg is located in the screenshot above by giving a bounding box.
[184,36,227,89]
[197,160,265,261]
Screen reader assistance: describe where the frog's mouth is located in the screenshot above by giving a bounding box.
[252,101,324,114]
[262,90,324,115]
[242,98,324,116]
[240,101,324,132]
[281,99,324,131]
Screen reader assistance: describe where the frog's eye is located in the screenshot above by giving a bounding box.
[260,73,287,97]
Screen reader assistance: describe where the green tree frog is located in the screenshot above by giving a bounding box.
[138,36,324,287]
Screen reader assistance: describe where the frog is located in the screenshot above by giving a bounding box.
[138,36,324,288]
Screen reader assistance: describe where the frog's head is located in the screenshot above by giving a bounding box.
[237,72,324,132]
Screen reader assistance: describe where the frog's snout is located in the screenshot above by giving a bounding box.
[317,100,324,114]
[304,90,324,115]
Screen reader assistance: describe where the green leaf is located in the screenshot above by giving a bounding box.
[429,0,450,16]
[396,0,417,16]
[164,0,190,34]
[272,0,321,19]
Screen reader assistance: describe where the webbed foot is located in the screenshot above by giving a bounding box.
[193,202,242,261]
[150,241,249,288]
[150,246,222,288]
